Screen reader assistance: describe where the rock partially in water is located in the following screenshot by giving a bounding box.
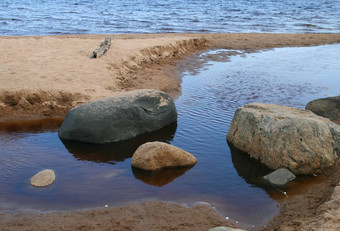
[209,227,247,231]
[30,169,56,187]
[131,141,197,171]
[227,103,340,175]
[263,168,296,186]
[58,89,177,144]
[306,96,340,124]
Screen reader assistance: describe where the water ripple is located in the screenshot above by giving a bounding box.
[1,0,340,35]
[1,45,340,228]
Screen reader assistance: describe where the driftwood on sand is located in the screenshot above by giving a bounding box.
[91,37,111,58]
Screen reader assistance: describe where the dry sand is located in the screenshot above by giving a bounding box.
[1,33,340,230]
[1,33,340,122]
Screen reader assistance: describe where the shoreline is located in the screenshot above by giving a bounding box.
[1,33,340,230]
[1,33,340,122]
[0,201,238,231]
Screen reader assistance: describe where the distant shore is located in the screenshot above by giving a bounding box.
[0,33,340,231]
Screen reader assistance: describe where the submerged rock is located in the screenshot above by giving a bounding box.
[58,89,177,144]
[30,169,56,187]
[306,95,340,124]
[131,141,197,171]
[227,103,340,175]
[263,168,296,186]
[209,227,247,231]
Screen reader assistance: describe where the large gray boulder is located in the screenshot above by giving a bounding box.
[306,95,340,124]
[227,103,340,175]
[131,141,197,171]
[58,89,177,144]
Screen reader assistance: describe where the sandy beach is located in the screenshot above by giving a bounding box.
[1,33,340,230]
[1,33,340,122]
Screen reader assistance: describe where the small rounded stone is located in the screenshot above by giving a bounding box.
[132,141,197,171]
[30,169,56,187]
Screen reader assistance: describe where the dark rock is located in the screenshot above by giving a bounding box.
[263,168,296,186]
[58,89,177,144]
[61,122,177,164]
[306,95,340,123]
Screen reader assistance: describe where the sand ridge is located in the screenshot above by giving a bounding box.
[0,34,207,121]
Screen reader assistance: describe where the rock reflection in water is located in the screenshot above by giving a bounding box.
[229,142,325,201]
[60,122,177,164]
[132,166,193,187]
[229,142,272,188]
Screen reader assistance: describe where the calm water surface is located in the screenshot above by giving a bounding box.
[1,0,340,35]
[0,44,340,229]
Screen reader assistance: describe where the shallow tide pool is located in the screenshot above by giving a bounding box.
[1,44,339,229]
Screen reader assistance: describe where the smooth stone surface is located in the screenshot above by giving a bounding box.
[30,169,56,187]
[227,103,340,175]
[131,141,197,171]
[306,95,340,122]
[209,227,247,231]
[263,168,296,186]
[58,89,177,144]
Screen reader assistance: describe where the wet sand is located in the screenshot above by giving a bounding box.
[0,201,238,231]
[1,33,340,230]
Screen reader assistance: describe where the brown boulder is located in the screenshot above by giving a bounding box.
[131,142,197,171]
[227,103,340,175]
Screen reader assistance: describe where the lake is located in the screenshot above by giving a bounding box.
[1,0,340,35]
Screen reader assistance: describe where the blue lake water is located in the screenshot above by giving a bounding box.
[1,0,340,35]
[0,44,339,229]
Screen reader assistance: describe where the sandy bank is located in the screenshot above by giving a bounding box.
[0,34,206,121]
[0,201,238,231]
[1,33,340,122]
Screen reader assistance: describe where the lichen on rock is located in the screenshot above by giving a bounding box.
[227,103,340,175]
